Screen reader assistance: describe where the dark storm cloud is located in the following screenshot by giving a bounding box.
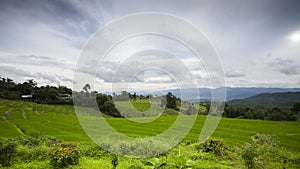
[0,0,99,52]
[0,0,99,34]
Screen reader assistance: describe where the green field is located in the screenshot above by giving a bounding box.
[0,98,300,168]
[1,99,299,151]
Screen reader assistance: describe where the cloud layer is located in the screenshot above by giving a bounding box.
[0,0,300,89]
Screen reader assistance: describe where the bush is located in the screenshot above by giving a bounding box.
[197,139,228,157]
[15,135,53,148]
[242,134,296,169]
[31,144,49,161]
[0,139,17,167]
[48,142,80,168]
[16,144,49,162]
[81,144,108,159]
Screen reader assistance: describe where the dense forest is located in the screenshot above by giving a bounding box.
[228,92,300,110]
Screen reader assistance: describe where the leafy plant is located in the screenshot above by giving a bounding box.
[0,139,17,167]
[241,133,296,169]
[48,142,80,168]
[197,139,228,157]
[111,154,118,169]
[143,157,170,169]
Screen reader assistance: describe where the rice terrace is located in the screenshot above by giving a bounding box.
[0,87,299,168]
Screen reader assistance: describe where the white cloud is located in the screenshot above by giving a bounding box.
[1,0,300,89]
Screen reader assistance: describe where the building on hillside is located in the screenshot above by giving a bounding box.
[21,94,33,100]
[59,94,72,100]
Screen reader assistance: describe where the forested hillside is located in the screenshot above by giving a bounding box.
[228,92,300,110]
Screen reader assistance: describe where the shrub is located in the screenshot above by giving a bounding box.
[197,139,228,157]
[48,142,80,168]
[15,135,53,148]
[80,144,108,159]
[0,139,17,167]
[241,133,296,169]
[31,144,49,161]
[15,145,30,163]
[128,164,144,169]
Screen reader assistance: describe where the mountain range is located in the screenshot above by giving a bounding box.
[166,87,300,101]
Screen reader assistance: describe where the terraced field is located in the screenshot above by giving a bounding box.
[0,98,300,168]
[0,98,299,152]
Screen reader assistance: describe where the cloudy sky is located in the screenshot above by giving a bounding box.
[0,0,300,90]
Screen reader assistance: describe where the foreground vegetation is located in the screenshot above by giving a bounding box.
[0,98,300,168]
[0,134,299,168]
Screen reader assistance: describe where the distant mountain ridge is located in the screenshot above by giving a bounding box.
[166,87,300,101]
[228,92,300,110]
[99,87,300,102]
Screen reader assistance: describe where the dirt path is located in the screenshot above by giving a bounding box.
[21,109,28,120]
[2,108,12,121]
[13,124,26,135]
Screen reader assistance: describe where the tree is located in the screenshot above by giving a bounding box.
[266,107,286,121]
[83,84,91,93]
[96,94,122,117]
[288,102,300,120]
[166,92,177,110]
[223,103,237,118]
[103,101,122,117]
[291,102,300,114]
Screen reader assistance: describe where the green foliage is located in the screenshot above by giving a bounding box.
[6,160,51,169]
[131,99,151,112]
[80,144,108,159]
[143,157,169,169]
[111,154,118,169]
[48,142,80,168]
[165,92,179,110]
[266,107,288,121]
[168,146,196,169]
[197,139,228,157]
[242,133,298,169]
[0,77,72,105]
[228,92,300,111]
[16,144,49,162]
[0,139,17,167]
[0,134,298,168]
[96,93,122,117]
[15,135,53,148]
[224,103,298,121]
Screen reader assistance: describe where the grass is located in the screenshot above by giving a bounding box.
[0,98,299,152]
[0,98,299,168]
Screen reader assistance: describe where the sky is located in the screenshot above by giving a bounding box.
[0,0,300,91]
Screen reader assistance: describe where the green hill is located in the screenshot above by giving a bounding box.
[228,92,300,110]
[0,98,299,168]
[0,98,299,152]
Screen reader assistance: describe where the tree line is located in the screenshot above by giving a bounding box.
[199,102,299,121]
[0,77,72,104]
[1,76,299,121]
[222,103,299,121]
[0,77,181,118]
